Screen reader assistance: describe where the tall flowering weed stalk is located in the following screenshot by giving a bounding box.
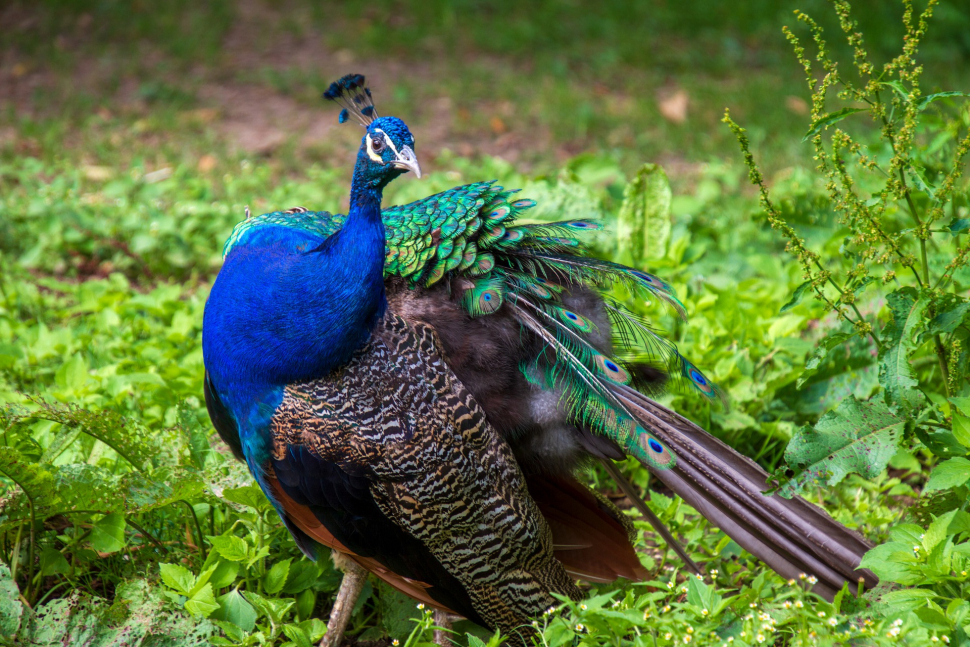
[725,1,970,639]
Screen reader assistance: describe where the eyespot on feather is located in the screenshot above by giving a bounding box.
[636,426,674,467]
[564,221,602,231]
[511,199,536,209]
[594,353,630,384]
[555,307,595,333]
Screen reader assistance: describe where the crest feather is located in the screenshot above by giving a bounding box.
[323,73,379,126]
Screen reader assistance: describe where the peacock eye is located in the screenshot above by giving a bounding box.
[371,136,385,153]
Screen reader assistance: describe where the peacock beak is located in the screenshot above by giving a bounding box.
[391,145,421,178]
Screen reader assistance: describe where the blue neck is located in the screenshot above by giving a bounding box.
[202,167,389,459]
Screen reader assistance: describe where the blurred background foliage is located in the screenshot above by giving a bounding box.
[1,1,969,646]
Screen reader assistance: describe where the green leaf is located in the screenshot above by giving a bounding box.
[207,533,250,562]
[0,563,23,638]
[878,588,938,613]
[378,581,421,640]
[953,412,970,449]
[282,623,312,647]
[880,287,930,412]
[687,576,721,615]
[924,457,970,493]
[89,512,126,553]
[466,634,488,647]
[802,107,867,141]
[616,163,672,266]
[283,561,320,594]
[160,562,196,596]
[263,558,292,595]
[781,396,905,497]
[207,559,240,591]
[243,590,294,626]
[185,583,220,618]
[796,332,856,388]
[40,547,71,576]
[222,485,270,511]
[779,280,811,314]
[860,542,923,585]
[916,91,970,112]
[213,589,257,632]
[948,218,970,235]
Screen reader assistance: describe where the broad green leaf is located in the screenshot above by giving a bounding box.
[781,396,905,497]
[802,107,867,141]
[40,547,71,576]
[160,562,196,596]
[283,560,320,594]
[924,457,970,493]
[378,581,421,640]
[282,623,312,647]
[207,559,240,590]
[924,298,970,338]
[207,533,250,562]
[953,413,970,449]
[90,511,126,553]
[860,542,923,585]
[214,589,257,631]
[0,563,23,638]
[295,589,316,621]
[243,590,294,625]
[185,583,220,618]
[878,588,938,613]
[263,558,292,595]
[616,163,672,265]
[222,484,270,510]
[923,509,960,552]
[880,287,929,412]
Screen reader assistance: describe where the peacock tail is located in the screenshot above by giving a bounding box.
[227,181,721,472]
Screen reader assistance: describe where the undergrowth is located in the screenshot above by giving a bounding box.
[1,1,969,646]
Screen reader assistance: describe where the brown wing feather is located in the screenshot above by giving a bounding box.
[528,474,647,584]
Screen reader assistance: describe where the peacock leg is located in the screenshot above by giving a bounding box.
[320,551,367,647]
[433,610,454,647]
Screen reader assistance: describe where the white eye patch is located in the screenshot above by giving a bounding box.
[365,134,385,164]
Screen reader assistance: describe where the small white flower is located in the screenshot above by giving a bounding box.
[942,636,950,644]
[783,601,792,609]
[668,581,675,589]
[664,633,673,640]
[893,619,904,627]
[701,609,709,616]
[686,627,694,634]
[749,603,757,608]
[931,637,939,643]
[683,636,692,644]
[575,623,585,632]
[913,545,921,553]
[580,604,587,611]
[696,573,703,580]
[828,618,837,626]
[663,605,671,613]
[756,634,765,643]
[798,573,807,580]
[817,612,826,618]
[710,569,718,576]
[806,576,817,584]
[787,578,796,586]
[532,621,539,628]
[681,586,688,593]
[794,601,804,608]
[417,603,425,610]
[392,641,400,646]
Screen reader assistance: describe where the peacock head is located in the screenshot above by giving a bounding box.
[324,74,421,190]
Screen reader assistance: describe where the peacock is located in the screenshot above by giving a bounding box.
[202,74,877,645]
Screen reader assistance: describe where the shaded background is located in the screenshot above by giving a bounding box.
[3,0,969,185]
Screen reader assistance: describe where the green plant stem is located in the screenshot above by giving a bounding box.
[126,518,168,555]
[177,501,207,560]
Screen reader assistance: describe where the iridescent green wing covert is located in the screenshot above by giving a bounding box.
[377,183,725,469]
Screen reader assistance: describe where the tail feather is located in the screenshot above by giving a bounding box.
[611,384,877,600]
